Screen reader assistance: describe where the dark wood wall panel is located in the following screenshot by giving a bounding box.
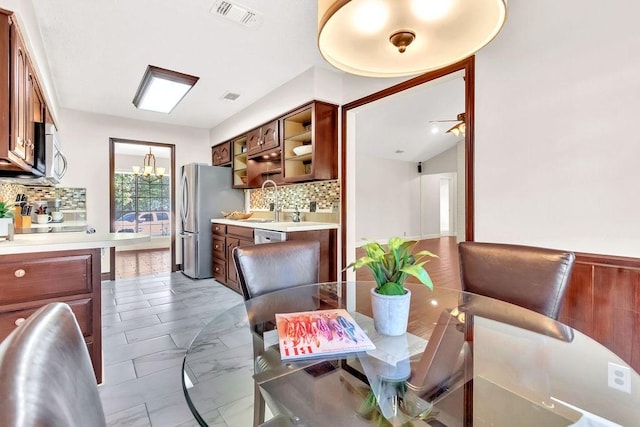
[558,263,594,336]
[560,254,640,374]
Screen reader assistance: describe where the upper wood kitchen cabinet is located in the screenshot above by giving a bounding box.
[231,134,248,188]
[246,119,282,187]
[211,141,231,166]
[282,101,338,183]
[246,120,279,157]
[0,10,49,174]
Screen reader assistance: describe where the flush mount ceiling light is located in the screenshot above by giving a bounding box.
[132,148,165,179]
[132,65,199,113]
[317,0,507,77]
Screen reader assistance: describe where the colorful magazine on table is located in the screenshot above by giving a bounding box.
[275,309,376,360]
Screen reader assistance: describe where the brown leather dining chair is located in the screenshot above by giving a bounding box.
[233,239,320,301]
[0,302,106,426]
[458,241,576,320]
[233,240,321,426]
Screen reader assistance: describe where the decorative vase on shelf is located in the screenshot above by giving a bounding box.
[370,288,412,336]
[346,237,438,336]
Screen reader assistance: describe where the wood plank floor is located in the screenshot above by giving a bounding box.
[354,237,461,338]
[355,237,461,290]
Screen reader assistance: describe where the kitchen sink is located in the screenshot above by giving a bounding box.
[240,218,275,223]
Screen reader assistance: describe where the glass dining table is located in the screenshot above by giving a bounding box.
[182,282,639,426]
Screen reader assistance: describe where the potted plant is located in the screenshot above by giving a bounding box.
[347,237,438,335]
[0,200,14,237]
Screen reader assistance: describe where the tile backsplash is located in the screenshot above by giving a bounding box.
[0,183,87,210]
[249,180,340,223]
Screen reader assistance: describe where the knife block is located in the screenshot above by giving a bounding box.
[14,214,31,228]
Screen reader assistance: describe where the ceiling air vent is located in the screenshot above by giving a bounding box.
[222,92,240,101]
[211,1,263,28]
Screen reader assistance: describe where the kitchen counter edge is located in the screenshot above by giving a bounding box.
[210,218,339,232]
[0,233,150,255]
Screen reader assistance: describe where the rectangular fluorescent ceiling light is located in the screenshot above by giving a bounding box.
[132,65,199,113]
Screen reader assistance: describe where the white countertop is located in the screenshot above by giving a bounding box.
[0,232,150,255]
[29,220,88,229]
[211,218,339,232]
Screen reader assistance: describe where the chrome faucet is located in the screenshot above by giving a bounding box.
[261,179,280,222]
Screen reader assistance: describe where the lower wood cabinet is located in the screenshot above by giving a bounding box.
[212,234,226,283]
[211,222,338,294]
[0,248,102,382]
[225,226,255,294]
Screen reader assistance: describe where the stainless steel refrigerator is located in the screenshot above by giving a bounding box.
[180,163,244,279]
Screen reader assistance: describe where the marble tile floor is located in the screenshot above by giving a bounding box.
[99,272,254,426]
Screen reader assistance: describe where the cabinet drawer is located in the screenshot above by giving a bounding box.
[212,235,226,259]
[227,225,254,240]
[212,223,226,235]
[212,258,226,283]
[0,298,93,341]
[0,254,93,305]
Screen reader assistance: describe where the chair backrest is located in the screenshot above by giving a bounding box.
[458,242,576,319]
[233,240,320,300]
[0,303,106,426]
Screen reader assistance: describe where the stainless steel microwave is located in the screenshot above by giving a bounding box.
[14,123,68,186]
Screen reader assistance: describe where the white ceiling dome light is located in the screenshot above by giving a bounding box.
[317,0,507,78]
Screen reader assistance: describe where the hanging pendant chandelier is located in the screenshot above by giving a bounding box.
[317,0,507,78]
[132,148,165,179]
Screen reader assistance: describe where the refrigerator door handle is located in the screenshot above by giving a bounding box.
[180,172,189,225]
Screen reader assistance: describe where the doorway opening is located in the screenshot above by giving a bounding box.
[109,139,177,279]
[440,177,452,236]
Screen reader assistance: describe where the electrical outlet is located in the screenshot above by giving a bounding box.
[269,202,274,211]
[309,201,317,212]
[608,362,631,393]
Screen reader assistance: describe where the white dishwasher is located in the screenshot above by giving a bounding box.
[254,229,287,244]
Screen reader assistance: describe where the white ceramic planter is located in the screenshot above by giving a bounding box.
[0,218,12,237]
[370,287,411,336]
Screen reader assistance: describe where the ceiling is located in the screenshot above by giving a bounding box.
[355,74,465,163]
[31,0,329,129]
[28,0,465,163]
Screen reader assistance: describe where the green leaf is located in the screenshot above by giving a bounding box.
[377,282,406,295]
[413,250,439,259]
[400,264,434,290]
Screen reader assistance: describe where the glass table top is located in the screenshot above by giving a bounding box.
[182,282,639,426]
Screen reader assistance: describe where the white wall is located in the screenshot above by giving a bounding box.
[473,0,640,258]
[456,141,465,242]
[354,154,420,242]
[421,145,457,174]
[209,67,344,144]
[420,174,441,238]
[57,108,210,271]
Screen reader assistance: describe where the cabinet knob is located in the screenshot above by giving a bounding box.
[14,318,25,326]
[14,269,26,278]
